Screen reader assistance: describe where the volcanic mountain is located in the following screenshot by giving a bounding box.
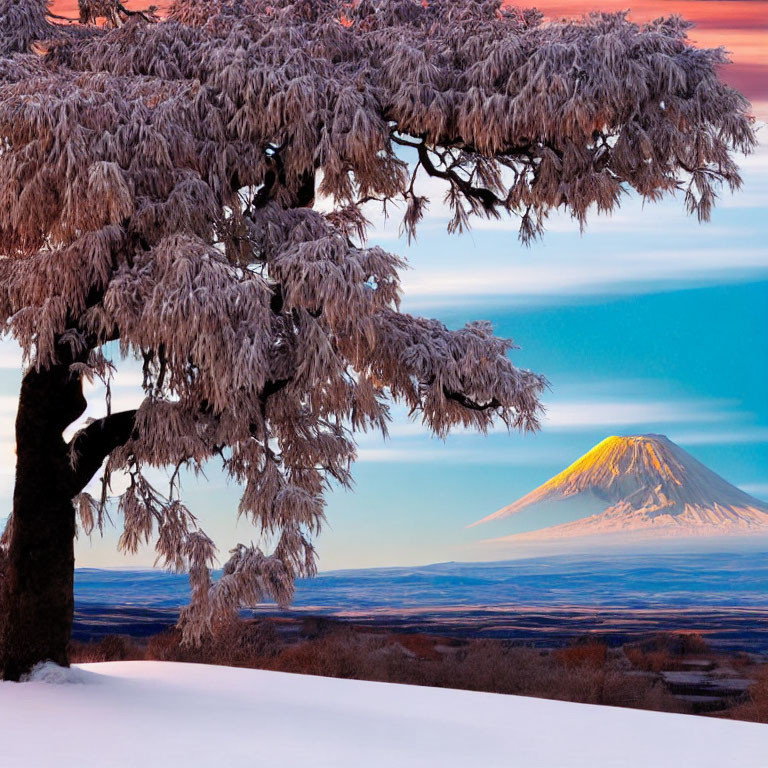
[471,434,768,542]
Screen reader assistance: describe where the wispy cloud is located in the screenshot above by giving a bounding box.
[0,343,23,370]
[670,427,768,447]
[400,248,768,301]
[356,394,740,442]
[0,436,16,498]
[356,447,463,463]
[351,395,742,464]
[740,483,768,500]
[355,444,573,466]
[543,399,734,430]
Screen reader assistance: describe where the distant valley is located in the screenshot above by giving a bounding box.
[74,552,768,652]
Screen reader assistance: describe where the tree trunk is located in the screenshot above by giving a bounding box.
[0,361,87,681]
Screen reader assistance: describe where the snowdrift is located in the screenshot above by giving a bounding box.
[0,661,766,767]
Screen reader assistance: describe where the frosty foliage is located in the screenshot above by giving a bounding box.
[0,0,51,55]
[0,0,755,641]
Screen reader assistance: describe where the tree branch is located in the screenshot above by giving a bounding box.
[391,134,503,211]
[46,10,79,22]
[67,409,138,495]
[442,388,501,412]
[115,0,158,23]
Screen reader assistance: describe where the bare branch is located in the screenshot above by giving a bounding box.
[67,409,139,495]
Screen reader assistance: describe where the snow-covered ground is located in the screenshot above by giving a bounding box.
[1,661,766,767]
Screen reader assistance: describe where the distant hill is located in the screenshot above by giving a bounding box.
[71,554,768,651]
[74,552,768,612]
[472,434,768,542]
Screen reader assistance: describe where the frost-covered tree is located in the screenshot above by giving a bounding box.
[0,0,754,679]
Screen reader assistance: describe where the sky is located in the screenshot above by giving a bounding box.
[1,0,767,570]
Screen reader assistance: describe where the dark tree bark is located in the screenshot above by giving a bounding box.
[0,351,137,681]
[0,359,86,681]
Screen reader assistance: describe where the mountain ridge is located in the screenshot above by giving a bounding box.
[473,434,768,541]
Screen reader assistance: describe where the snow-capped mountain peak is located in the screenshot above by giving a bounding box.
[471,434,768,541]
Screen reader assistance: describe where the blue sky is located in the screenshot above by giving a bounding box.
[312,143,768,568]
[0,140,766,572]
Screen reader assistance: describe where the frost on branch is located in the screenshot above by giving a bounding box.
[0,0,755,641]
